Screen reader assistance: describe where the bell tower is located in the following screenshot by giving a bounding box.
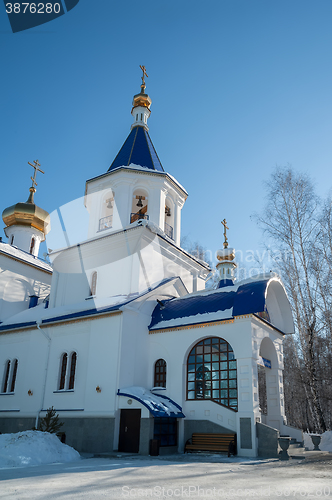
[85,67,187,246]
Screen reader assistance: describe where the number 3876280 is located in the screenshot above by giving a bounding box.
[5,3,61,14]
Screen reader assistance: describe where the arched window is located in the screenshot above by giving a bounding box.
[164,200,174,240]
[154,359,167,388]
[131,190,148,223]
[58,353,68,390]
[58,352,77,390]
[29,237,35,254]
[10,359,18,393]
[1,360,11,393]
[90,271,97,296]
[68,352,77,390]
[99,193,114,231]
[187,337,237,410]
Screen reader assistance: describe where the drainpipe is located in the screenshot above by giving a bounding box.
[35,322,51,430]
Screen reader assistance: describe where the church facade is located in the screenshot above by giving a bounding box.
[0,71,301,457]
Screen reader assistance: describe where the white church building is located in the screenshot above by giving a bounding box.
[0,70,301,457]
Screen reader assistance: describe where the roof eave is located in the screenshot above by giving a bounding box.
[85,167,188,200]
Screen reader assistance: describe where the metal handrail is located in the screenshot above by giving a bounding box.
[99,215,113,231]
[164,222,174,240]
[131,212,149,223]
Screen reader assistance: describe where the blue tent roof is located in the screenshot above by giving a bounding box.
[149,279,270,330]
[108,126,164,172]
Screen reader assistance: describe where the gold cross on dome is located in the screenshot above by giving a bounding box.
[140,65,148,86]
[28,159,44,188]
[221,218,229,249]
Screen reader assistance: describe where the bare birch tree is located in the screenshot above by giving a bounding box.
[254,166,329,431]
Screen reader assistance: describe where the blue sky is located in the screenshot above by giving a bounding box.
[1,0,332,275]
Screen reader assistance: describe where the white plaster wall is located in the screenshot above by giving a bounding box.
[0,291,287,458]
[4,226,44,257]
[0,314,122,421]
[0,254,51,323]
[145,316,285,457]
[253,318,286,430]
[49,226,209,307]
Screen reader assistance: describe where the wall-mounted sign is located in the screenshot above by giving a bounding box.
[257,356,271,369]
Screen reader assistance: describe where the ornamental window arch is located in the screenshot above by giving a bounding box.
[90,271,97,296]
[1,358,19,393]
[99,191,114,231]
[154,358,167,388]
[164,196,175,240]
[131,187,149,223]
[186,336,238,410]
[29,237,35,255]
[58,351,77,391]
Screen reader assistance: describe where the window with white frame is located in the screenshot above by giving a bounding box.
[58,352,77,391]
[90,271,97,296]
[29,237,35,254]
[1,358,18,393]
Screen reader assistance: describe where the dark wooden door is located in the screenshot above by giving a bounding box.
[118,409,141,453]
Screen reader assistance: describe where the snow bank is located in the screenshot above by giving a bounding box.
[0,430,80,469]
[304,431,332,451]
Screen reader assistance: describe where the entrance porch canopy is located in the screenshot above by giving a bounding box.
[117,386,185,418]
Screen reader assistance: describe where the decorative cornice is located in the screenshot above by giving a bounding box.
[0,309,122,335]
[149,318,234,335]
[0,248,52,274]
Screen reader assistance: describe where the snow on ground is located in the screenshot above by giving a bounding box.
[0,430,80,469]
[304,430,332,451]
[0,455,332,500]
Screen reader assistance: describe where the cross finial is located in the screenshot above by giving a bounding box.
[139,65,148,93]
[221,218,229,249]
[26,160,44,203]
[28,159,44,189]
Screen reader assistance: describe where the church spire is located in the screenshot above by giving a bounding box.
[131,65,152,131]
[216,218,237,287]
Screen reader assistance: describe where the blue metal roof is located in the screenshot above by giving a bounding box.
[0,276,182,332]
[149,279,270,330]
[108,126,164,172]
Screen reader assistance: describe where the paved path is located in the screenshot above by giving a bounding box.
[0,453,331,499]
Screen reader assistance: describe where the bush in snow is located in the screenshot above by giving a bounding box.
[39,406,64,435]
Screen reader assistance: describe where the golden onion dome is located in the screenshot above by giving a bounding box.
[2,186,50,235]
[216,247,236,262]
[132,91,152,111]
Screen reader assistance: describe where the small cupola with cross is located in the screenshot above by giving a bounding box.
[2,160,50,257]
[131,65,152,131]
[216,218,237,286]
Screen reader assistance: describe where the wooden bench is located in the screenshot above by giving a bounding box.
[185,433,237,456]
